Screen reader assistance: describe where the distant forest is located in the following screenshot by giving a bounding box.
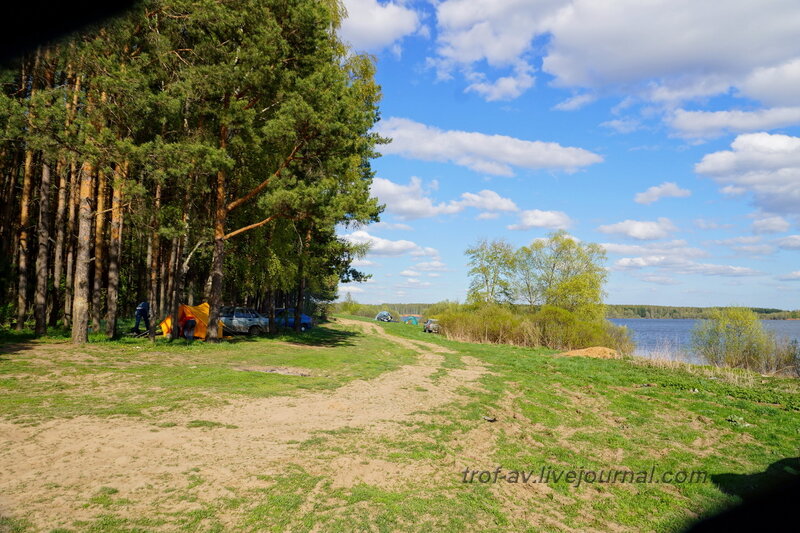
[605,305,800,320]
[339,301,800,320]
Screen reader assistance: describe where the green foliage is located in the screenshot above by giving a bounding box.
[434,303,633,353]
[514,230,607,321]
[692,307,799,373]
[607,304,800,319]
[465,238,516,304]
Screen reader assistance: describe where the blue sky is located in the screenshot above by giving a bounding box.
[334,0,800,309]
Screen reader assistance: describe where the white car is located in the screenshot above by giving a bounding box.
[220,306,269,335]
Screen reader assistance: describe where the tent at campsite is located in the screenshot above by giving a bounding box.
[159,302,222,340]
[400,315,421,325]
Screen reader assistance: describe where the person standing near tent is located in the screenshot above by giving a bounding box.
[134,301,150,333]
[179,308,197,341]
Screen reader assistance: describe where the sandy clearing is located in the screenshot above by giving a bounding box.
[0,318,489,530]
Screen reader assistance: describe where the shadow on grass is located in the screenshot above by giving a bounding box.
[710,456,800,501]
[684,457,800,531]
[269,325,358,347]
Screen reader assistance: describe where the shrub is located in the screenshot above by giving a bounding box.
[692,307,792,373]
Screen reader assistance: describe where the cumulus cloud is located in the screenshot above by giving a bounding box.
[613,255,761,277]
[430,0,800,108]
[777,271,800,281]
[740,58,800,107]
[371,221,414,231]
[542,0,800,104]
[411,246,440,258]
[693,218,733,230]
[597,218,677,240]
[600,118,640,134]
[668,107,800,139]
[399,269,420,277]
[339,0,421,52]
[776,235,800,250]
[751,214,790,234]
[507,209,572,231]
[414,260,448,272]
[351,258,377,267]
[466,63,535,101]
[600,240,708,258]
[634,182,691,205]
[458,190,519,212]
[377,117,603,176]
[339,284,366,294]
[695,133,800,216]
[342,230,422,256]
[553,93,596,111]
[371,177,461,220]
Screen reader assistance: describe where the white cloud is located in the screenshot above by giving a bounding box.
[751,215,790,234]
[342,230,419,256]
[371,221,413,231]
[693,218,733,230]
[553,93,596,111]
[601,118,640,134]
[508,209,572,231]
[597,218,677,240]
[542,0,800,104]
[410,246,440,258]
[371,177,461,220]
[399,269,420,277]
[476,212,500,220]
[777,271,800,281]
[466,63,535,101]
[634,182,691,205]
[601,240,708,259]
[414,260,448,272]
[397,278,433,289]
[351,258,377,267]
[776,235,800,250]
[340,0,421,52]
[458,189,519,212]
[740,58,800,106]
[377,117,603,176]
[732,244,776,256]
[638,275,679,286]
[668,107,800,139]
[614,255,761,277]
[695,133,800,216]
[339,284,366,294]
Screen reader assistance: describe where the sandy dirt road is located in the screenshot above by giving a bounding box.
[0,318,489,530]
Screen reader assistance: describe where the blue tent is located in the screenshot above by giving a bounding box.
[401,315,419,325]
[375,311,393,322]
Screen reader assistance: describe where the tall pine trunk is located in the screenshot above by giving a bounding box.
[16,150,35,330]
[34,161,52,335]
[207,97,229,342]
[105,162,125,338]
[71,162,94,343]
[91,168,107,331]
[63,161,78,328]
[147,183,161,342]
[49,158,68,326]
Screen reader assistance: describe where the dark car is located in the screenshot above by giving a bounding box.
[423,319,440,333]
[274,308,313,331]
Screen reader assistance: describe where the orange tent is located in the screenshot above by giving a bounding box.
[159,302,223,340]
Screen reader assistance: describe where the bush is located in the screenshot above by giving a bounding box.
[436,303,633,353]
[692,307,797,373]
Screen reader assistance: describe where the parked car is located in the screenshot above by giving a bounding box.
[274,308,313,331]
[423,318,440,333]
[219,306,269,336]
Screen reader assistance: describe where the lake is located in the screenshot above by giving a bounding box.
[608,318,800,364]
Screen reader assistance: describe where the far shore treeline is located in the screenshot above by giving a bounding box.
[339,302,800,321]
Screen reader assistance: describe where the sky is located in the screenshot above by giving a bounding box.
[333,0,800,309]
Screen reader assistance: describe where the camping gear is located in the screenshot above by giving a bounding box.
[160,302,223,340]
[401,315,420,325]
[375,311,393,322]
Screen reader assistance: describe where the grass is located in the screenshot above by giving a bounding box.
[0,320,417,422]
[1,314,798,531]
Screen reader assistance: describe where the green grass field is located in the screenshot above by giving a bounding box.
[1,316,798,532]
